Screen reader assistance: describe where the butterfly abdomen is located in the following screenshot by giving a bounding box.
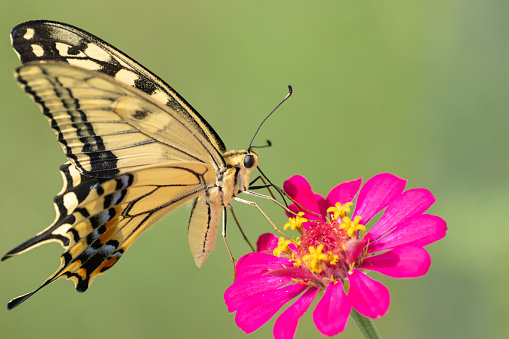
[188,187,222,267]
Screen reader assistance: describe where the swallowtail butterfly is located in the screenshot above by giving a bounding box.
[4,20,269,310]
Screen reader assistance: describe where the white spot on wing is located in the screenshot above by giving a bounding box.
[115,69,139,86]
[152,90,169,105]
[55,42,86,57]
[68,58,102,71]
[23,28,34,40]
[31,44,44,57]
[51,222,73,237]
[63,192,79,212]
[84,43,112,61]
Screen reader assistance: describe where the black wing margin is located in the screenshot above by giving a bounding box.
[11,20,226,156]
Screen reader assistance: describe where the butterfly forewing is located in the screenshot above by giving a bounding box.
[11,20,226,156]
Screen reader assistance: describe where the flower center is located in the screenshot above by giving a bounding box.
[301,244,328,273]
[272,201,368,286]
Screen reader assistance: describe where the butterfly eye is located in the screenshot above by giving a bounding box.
[243,154,256,169]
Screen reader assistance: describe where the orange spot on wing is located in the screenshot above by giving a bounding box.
[77,268,88,280]
[97,256,119,274]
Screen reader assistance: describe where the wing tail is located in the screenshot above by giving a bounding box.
[7,290,38,310]
[2,231,64,261]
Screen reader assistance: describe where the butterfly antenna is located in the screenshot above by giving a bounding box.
[248,85,293,151]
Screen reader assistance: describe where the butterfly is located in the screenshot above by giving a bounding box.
[4,20,286,310]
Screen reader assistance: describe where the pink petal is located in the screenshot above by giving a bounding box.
[368,214,447,252]
[347,269,390,318]
[313,282,351,336]
[353,173,407,225]
[225,274,293,312]
[325,178,362,208]
[345,238,367,265]
[368,188,436,241]
[286,194,326,226]
[265,267,318,282]
[315,194,328,220]
[257,233,280,253]
[284,175,324,221]
[236,253,292,280]
[273,287,319,339]
[235,283,309,334]
[298,194,327,229]
[360,246,431,278]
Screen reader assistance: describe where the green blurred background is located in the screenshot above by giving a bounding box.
[0,0,507,338]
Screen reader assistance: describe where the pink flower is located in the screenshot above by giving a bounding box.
[224,173,447,338]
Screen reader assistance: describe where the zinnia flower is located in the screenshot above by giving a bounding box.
[224,173,447,338]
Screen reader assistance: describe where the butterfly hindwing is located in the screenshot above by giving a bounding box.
[5,160,217,309]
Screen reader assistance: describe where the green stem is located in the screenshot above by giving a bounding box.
[350,309,382,339]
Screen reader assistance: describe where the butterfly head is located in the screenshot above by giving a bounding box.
[223,149,259,193]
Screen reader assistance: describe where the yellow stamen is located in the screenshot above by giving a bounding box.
[323,275,337,283]
[339,216,366,238]
[328,252,339,265]
[273,237,293,257]
[302,244,329,273]
[291,253,302,267]
[327,202,353,220]
[284,212,308,231]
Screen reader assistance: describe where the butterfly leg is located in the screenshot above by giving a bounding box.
[243,190,323,222]
[242,190,295,216]
[232,196,291,241]
[221,207,237,278]
[227,205,255,252]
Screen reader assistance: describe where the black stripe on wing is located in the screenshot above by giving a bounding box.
[16,66,120,177]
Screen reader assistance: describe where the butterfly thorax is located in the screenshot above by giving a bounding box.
[219,149,259,206]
